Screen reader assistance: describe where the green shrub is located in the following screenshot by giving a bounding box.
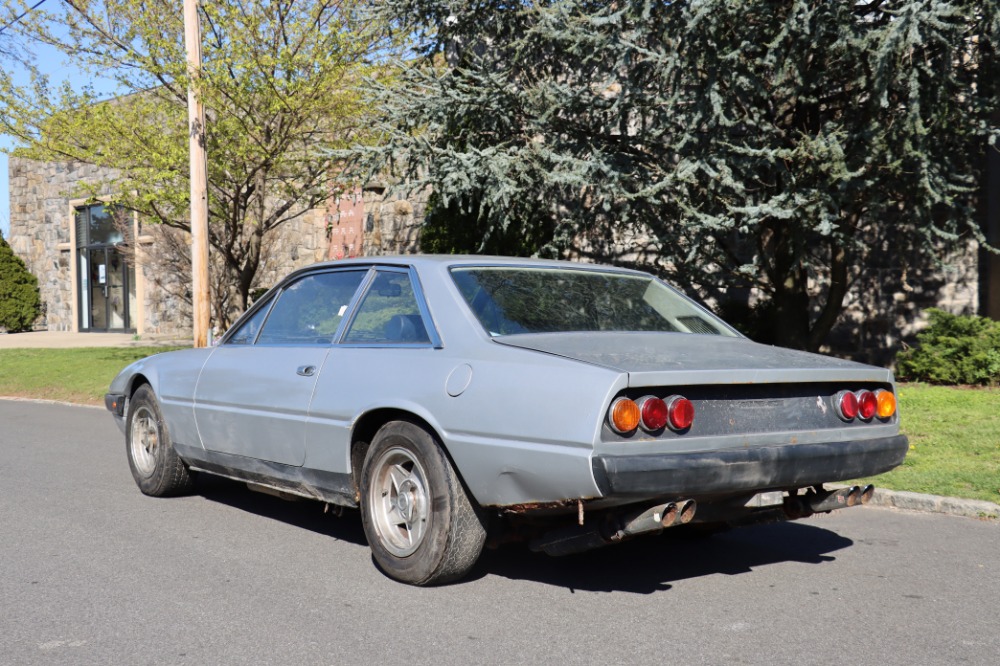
[0,233,42,333]
[896,309,1000,386]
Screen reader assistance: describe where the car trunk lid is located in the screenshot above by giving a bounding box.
[492,332,891,387]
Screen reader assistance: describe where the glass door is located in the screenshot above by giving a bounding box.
[81,247,132,331]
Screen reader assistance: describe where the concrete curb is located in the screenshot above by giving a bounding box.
[0,396,104,410]
[864,487,1000,520]
[753,487,999,521]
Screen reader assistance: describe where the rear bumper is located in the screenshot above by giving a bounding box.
[591,435,909,499]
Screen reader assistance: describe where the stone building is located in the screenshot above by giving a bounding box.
[6,156,423,338]
[5,150,995,362]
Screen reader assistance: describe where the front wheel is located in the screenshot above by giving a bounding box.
[360,421,486,586]
[126,384,195,497]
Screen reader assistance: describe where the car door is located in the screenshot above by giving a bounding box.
[303,267,442,475]
[193,269,368,466]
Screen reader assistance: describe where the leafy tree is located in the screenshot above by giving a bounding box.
[357,0,1000,351]
[0,0,395,326]
[0,231,41,332]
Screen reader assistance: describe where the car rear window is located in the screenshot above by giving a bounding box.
[343,271,431,344]
[450,266,737,337]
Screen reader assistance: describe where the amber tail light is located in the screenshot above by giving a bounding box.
[875,389,897,418]
[609,397,641,434]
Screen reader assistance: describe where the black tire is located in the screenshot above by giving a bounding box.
[359,421,486,586]
[125,384,195,497]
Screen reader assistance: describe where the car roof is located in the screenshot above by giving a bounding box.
[292,254,649,275]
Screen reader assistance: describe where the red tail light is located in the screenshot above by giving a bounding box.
[666,396,694,431]
[639,396,669,431]
[836,390,858,421]
[856,390,877,421]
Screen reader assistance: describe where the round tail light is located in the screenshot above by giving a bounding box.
[876,389,896,419]
[666,396,694,431]
[639,396,669,432]
[609,398,640,434]
[856,390,877,421]
[836,390,858,421]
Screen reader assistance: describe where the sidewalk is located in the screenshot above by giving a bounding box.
[0,331,192,349]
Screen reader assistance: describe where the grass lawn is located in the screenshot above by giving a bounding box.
[852,383,1000,505]
[0,347,184,405]
[1,350,997,504]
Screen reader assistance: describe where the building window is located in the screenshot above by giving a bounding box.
[75,203,127,246]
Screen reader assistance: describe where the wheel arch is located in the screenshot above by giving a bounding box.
[119,373,154,418]
[350,408,463,500]
[126,373,152,398]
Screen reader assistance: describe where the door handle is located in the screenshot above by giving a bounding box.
[296,365,317,377]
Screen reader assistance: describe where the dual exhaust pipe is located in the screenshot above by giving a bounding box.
[530,499,697,557]
[529,484,876,557]
[784,484,875,519]
[610,499,698,542]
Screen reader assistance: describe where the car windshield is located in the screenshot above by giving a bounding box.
[450,266,738,337]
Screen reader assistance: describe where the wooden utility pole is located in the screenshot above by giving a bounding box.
[183,0,211,347]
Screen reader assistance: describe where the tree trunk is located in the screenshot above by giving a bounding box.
[768,269,812,351]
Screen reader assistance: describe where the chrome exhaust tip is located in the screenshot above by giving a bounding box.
[673,499,697,526]
[659,503,679,527]
[859,484,875,504]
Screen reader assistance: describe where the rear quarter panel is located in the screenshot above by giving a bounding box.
[305,343,625,506]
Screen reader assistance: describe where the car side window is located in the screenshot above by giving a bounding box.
[343,271,431,344]
[225,299,273,345]
[256,270,366,345]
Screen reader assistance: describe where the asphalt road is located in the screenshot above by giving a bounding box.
[2,400,998,666]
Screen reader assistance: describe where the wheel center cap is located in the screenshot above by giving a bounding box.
[397,482,414,520]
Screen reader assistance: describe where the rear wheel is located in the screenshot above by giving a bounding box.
[126,384,194,497]
[360,421,486,586]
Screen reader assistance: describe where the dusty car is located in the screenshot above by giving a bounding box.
[106,256,908,585]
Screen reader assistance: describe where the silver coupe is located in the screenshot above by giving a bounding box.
[106,256,908,585]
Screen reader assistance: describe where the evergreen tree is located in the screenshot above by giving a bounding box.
[358,0,1000,350]
[0,232,41,332]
